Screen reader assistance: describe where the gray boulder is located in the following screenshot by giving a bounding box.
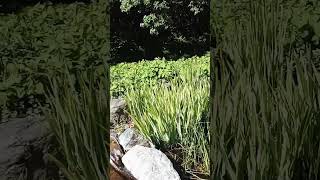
[118,128,155,152]
[0,116,60,180]
[122,145,181,180]
[110,98,130,126]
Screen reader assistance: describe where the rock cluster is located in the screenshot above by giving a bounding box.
[110,98,180,180]
[111,128,180,180]
[0,97,181,180]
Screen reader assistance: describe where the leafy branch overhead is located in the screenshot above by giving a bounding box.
[117,0,208,35]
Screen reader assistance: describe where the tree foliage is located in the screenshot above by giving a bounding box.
[111,0,210,62]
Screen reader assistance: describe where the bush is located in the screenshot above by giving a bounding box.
[0,1,107,121]
[110,53,209,97]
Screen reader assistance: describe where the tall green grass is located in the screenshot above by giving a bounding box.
[125,68,210,175]
[42,66,110,180]
[211,0,320,179]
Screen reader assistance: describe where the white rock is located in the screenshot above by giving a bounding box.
[122,145,181,180]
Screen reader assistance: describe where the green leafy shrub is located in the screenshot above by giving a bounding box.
[0,0,107,121]
[124,68,210,176]
[0,1,111,177]
[110,53,209,97]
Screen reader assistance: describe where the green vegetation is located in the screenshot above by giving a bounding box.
[211,0,320,52]
[0,1,110,179]
[0,0,210,179]
[111,0,209,62]
[117,0,208,36]
[1,0,209,61]
[125,68,209,176]
[3,0,319,179]
[110,53,209,97]
[0,0,107,121]
[110,54,210,176]
[43,67,110,180]
[211,0,320,179]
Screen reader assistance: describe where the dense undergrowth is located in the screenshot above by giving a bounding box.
[210,0,320,179]
[44,67,110,180]
[110,54,210,177]
[0,0,210,179]
[111,53,209,97]
[2,0,320,179]
[0,4,210,173]
[124,67,210,176]
[0,0,108,121]
[0,1,111,179]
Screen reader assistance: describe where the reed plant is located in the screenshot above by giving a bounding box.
[42,65,110,180]
[125,68,210,175]
[211,0,320,179]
